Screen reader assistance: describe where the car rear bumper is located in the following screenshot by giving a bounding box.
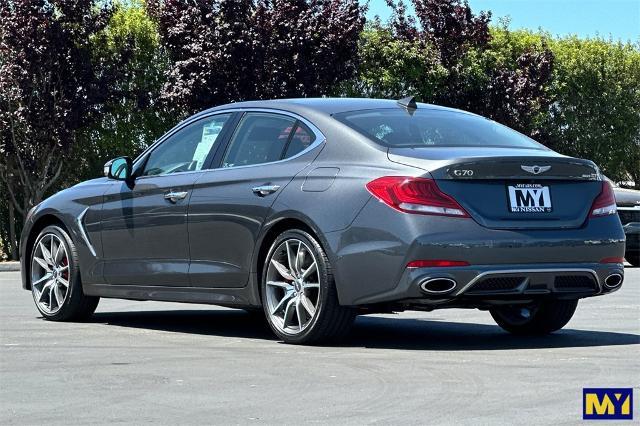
[327,198,626,306]
[384,262,624,306]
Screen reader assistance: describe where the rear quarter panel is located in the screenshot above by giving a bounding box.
[267,118,425,298]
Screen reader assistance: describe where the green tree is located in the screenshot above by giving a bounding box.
[148,0,365,116]
[337,22,447,99]
[484,25,554,138]
[367,1,555,137]
[0,0,115,259]
[67,0,170,185]
[544,37,640,186]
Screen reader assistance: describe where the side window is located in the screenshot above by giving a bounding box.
[142,114,231,176]
[283,123,315,159]
[222,113,296,168]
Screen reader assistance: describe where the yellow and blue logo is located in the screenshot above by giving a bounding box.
[583,388,633,420]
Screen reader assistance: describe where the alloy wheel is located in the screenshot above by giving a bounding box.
[31,233,70,315]
[265,238,321,335]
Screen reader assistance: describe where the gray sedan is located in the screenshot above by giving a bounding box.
[19,98,626,344]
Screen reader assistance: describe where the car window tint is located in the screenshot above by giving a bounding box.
[142,114,231,176]
[283,123,315,159]
[334,109,546,149]
[222,113,296,168]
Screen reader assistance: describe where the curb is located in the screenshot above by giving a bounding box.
[0,262,20,272]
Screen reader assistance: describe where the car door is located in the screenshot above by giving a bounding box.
[188,111,324,288]
[100,113,235,286]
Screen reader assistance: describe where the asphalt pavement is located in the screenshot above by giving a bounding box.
[1,268,639,425]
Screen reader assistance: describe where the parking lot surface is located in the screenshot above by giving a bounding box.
[1,268,638,425]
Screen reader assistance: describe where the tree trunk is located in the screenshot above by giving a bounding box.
[8,202,19,260]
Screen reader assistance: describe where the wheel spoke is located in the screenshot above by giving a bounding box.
[303,282,320,289]
[33,256,50,272]
[270,259,293,281]
[271,290,294,315]
[54,241,63,263]
[294,243,304,277]
[58,265,68,272]
[40,241,53,265]
[285,241,297,278]
[266,280,290,289]
[295,299,304,329]
[48,283,55,307]
[57,277,69,288]
[32,273,52,287]
[301,262,317,280]
[53,284,64,308]
[300,294,316,317]
[50,235,56,261]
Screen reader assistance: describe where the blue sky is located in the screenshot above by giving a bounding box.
[366,0,640,42]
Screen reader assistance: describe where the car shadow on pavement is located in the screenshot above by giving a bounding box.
[90,309,640,351]
[91,310,277,340]
[344,316,640,351]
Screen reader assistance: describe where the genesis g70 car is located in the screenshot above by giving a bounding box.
[20,98,626,344]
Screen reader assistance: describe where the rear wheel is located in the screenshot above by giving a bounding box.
[490,299,578,335]
[261,229,355,344]
[30,225,99,321]
[625,252,639,267]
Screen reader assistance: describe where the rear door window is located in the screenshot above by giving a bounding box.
[222,113,297,168]
[283,123,315,158]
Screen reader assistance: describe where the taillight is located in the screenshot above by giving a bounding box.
[366,176,470,217]
[590,181,617,217]
[407,259,470,268]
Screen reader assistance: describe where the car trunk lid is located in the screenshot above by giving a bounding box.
[388,147,601,230]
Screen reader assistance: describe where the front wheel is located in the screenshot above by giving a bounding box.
[490,299,578,335]
[30,225,99,321]
[261,229,355,344]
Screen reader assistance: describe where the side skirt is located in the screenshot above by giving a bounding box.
[83,277,262,309]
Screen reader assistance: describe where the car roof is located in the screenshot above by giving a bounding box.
[203,97,468,117]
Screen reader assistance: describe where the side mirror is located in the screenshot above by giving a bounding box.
[104,157,132,181]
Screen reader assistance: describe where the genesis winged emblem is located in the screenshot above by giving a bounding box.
[521,165,551,175]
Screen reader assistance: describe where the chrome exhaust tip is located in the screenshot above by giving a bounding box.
[604,273,623,289]
[420,278,457,295]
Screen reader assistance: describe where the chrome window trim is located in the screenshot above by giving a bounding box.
[453,268,602,296]
[133,108,326,174]
[133,169,209,182]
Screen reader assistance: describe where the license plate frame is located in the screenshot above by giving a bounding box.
[507,184,552,213]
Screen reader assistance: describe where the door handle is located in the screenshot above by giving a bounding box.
[252,185,280,196]
[164,191,188,203]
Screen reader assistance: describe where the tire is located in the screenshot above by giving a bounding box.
[261,229,355,344]
[490,299,578,335]
[29,225,99,321]
[625,252,639,267]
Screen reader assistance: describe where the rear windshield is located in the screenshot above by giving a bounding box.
[333,108,546,149]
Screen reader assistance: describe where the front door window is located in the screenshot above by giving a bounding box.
[142,114,232,176]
